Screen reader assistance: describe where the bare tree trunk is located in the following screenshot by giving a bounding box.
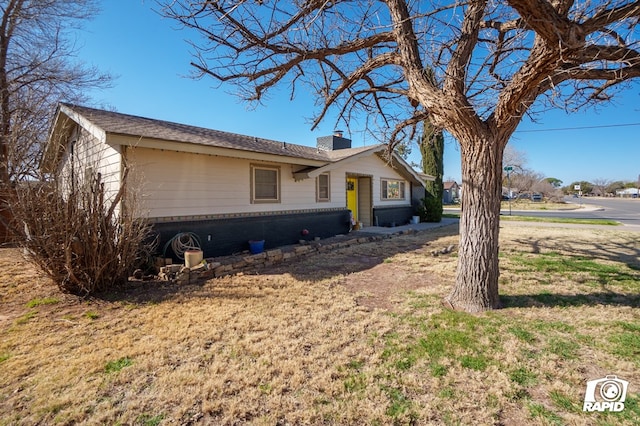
[445,137,505,312]
[0,0,21,186]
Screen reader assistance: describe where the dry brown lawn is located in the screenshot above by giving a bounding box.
[1,223,639,425]
[498,200,579,210]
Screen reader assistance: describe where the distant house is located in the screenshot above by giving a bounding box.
[616,188,639,198]
[443,181,460,204]
[42,104,433,258]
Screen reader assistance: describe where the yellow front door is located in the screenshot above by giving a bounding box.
[347,177,358,222]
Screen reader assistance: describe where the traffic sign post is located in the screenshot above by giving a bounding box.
[574,184,582,205]
[504,166,513,215]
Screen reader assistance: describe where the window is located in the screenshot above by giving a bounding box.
[316,173,330,202]
[84,167,101,185]
[381,178,405,200]
[251,164,280,203]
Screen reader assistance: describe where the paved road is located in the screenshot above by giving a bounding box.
[442,197,640,232]
[566,197,640,226]
[498,196,640,230]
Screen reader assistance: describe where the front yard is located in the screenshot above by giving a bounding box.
[1,223,638,425]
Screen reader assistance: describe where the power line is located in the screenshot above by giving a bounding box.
[515,122,640,133]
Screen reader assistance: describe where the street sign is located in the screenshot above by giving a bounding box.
[574,184,581,191]
[504,166,513,172]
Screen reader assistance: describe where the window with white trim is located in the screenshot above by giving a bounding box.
[381,178,405,200]
[316,173,330,202]
[251,164,280,203]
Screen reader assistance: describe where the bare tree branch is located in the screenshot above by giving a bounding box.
[312,51,402,129]
[583,1,640,32]
[0,0,112,183]
[443,0,487,97]
[508,0,586,48]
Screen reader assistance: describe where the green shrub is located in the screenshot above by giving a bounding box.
[418,195,442,222]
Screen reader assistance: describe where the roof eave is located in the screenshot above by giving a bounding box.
[109,133,329,167]
[381,151,434,186]
[293,145,387,180]
[41,104,109,173]
[41,106,65,173]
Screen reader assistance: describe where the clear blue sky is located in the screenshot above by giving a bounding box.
[75,1,640,187]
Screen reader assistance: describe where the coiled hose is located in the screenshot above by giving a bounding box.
[162,232,202,260]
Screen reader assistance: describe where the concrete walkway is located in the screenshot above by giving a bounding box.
[351,217,459,236]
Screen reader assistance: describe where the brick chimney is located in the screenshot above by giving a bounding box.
[316,130,352,151]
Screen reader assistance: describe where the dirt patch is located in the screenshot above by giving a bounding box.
[259,224,460,311]
[339,259,442,311]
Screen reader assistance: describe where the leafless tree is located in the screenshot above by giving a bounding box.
[592,177,613,196]
[509,168,541,195]
[503,144,528,174]
[0,0,112,183]
[533,178,565,201]
[160,0,640,312]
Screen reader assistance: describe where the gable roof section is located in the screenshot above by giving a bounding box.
[50,104,335,162]
[293,145,384,180]
[43,103,432,185]
[294,146,431,186]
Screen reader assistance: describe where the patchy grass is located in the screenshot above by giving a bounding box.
[500,215,620,226]
[444,211,619,226]
[84,310,100,320]
[104,357,133,374]
[14,310,37,325]
[0,224,638,425]
[501,200,580,211]
[26,297,60,308]
[135,413,165,426]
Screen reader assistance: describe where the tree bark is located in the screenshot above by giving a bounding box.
[0,0,23,186]
[445,136,505,312]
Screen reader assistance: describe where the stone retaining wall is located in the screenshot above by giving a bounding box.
[155,230,419,285]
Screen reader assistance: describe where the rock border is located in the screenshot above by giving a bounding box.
[151,229,423,285]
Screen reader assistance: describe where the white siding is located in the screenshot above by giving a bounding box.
[127,148,411,218]
[128,148,329,218]
[329,153,411,208]
[59,126,122,202]
[127,147,410,219]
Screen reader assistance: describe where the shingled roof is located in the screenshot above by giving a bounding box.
[44,103,429,185]
[56,103,379,163]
